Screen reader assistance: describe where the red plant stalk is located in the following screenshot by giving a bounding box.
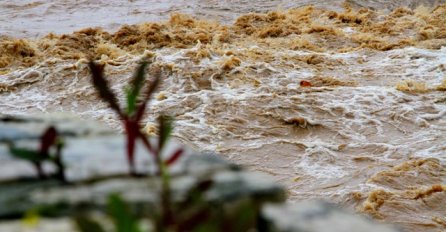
[123,113,160,175]
[38,126,58,179]
[90,61,184,176]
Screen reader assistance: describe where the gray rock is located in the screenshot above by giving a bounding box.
[0,154,285,218]
[0,125,36,141]
[0,179,61,218]
[0,218,75,232]
[207,170,285,203]
[0,113,113,142]
[182,153,240,175]
[261,201,400,232]
[0,112,284,219]
[0,113,192,181]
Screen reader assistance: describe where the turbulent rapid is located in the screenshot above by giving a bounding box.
[1,1,446,231]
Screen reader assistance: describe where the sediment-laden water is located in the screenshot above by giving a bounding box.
[1,1,446,231]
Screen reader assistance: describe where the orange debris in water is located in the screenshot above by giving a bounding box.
[300,80,312,87]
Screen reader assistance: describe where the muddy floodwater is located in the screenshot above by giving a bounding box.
[1,1,446,231]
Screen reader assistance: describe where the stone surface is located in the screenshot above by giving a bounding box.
[262,201,400,232]
[0,113,285,220]
[0,113,191,181]
[0,219,75,232]
[0,154,285,219]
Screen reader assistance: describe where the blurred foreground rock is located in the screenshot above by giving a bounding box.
[0,113,191,181]
[262,202,399,232]
[0,113,399,232]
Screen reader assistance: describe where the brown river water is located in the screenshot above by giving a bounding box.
[1,1,446,231]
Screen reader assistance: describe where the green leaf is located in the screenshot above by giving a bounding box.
[191,222,219,232]
[107,194,142,232]
[9,146,48,162]
[74,215,106,232]
[233,201,257,232]
[135,68,162,121]
[56,137,65,148]
[126,61,149,117]
[158,115,173,153]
